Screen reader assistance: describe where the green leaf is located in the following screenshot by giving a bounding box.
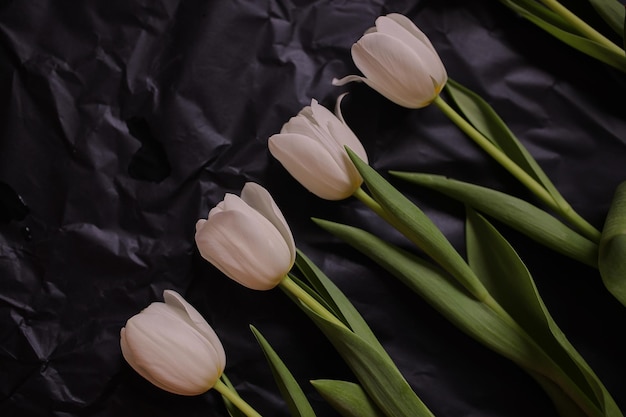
[250,325,317,417]
[311,380,386,417]
[599,181,626,307]
[444,78,563,204]
[465,209,622,417]
[346,148,488,301]
[314,218,616,417]
[586,0,625,37]
[219,374,248,417]
[499,0,626,72]
[313,218,553,376]
[300,302,435,417]
[501,0,576,30]
[390,172,598,267]
[293,250,389,357]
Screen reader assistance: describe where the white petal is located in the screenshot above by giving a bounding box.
[240,183,296,264]
[194,210,292,290]
[333,93,349,125]
[163,290,226,372]
[376,15,447,87]
[121,312,222,395]
[208,200,225,218]
[269,133,358,200]
[195,219,207,232]
[309,99,342,134]
[280,112,317,137]
[331,74,365,86]
[220,193,251,213]
[381,14,436,51]
[352,33,437,108]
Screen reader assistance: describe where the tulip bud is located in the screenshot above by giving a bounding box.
[195,182,296,290]
[333,13,447,109]
[120,290,226,396]
[268,98,368,200]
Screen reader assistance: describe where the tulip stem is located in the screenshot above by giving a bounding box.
[353,187,395,224]
[433,96,601,243]
[280,275,350,330]
[538,0,625,56]
[213,379,263,417]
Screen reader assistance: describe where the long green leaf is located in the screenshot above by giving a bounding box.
[444,78,564,204]
[314,218,614,417]
[391,171,598,267]
[301,302,435,417]
[586,0,625,37]
[500,0,626,71]
[311,380,386,417]
[346,148,488,301]
[465,209,621,417]
[500,0,575,30]
[250,326,317,417]
[599,181,626,307]
[293,249,389,357]
[313,218,555,376]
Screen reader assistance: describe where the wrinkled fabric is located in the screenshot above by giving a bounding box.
[1,1,625,417]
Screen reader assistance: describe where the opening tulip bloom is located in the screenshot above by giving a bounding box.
[268,98,368,200]
[120,290,226,396]
[333,13,447,109]
[195,182,296,290]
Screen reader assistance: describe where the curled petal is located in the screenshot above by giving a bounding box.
[332,74,366,86]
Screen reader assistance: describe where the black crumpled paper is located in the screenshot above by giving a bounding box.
[1,0,625,416]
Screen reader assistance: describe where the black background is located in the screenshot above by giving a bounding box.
[1,1,625,416]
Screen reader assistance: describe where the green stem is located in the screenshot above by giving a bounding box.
[353,187,395,224]
[433,96,601,242]
[213,379,263,417]
[279,275,350,330]
[539,0,625,56]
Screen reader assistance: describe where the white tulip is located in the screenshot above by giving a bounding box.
[268,98,368,200]
[120,290,226,396]
[195,182,296,290]
[333,13,447,109]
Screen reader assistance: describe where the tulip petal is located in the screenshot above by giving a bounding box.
[333,93,350,125]
[195,219,207,231]
[352,33,437,108]
[375,15,447,87]
[281,112,317,137]
[121,313,222,395]
[269,133,357,200]
[332,75,366,86]
[163,290,226,372]
[195,209,292,290]
[240,182,296,264]
[382,14,437,54]
[220,193,252,214]
[282,100,349,170]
